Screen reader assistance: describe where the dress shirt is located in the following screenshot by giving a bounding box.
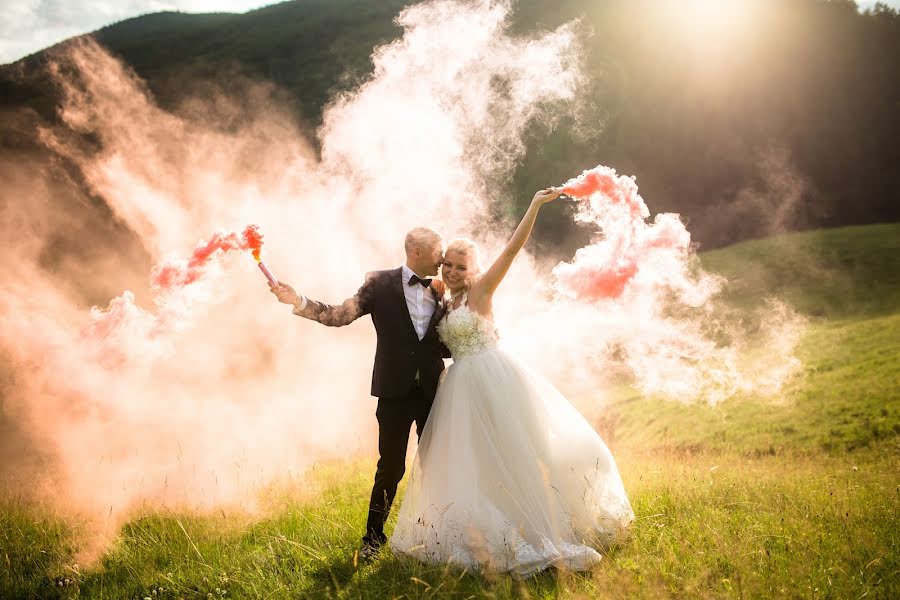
[401,264,436,341]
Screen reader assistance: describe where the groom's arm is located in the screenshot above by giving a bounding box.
[273,274,376,327]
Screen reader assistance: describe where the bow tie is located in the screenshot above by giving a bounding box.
[408,274,432,288]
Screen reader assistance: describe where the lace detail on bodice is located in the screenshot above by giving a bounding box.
[437,295,499,360]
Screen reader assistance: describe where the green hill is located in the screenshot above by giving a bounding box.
[92,0,411,121]
[700,223,900,319]
[0,1,410,129]
[611,223,900,458]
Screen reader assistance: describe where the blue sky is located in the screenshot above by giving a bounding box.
[2,0,898,64]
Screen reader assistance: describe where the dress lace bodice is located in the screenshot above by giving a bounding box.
[437,294,499,360]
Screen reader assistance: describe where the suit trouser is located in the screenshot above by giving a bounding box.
[363,380,433,546]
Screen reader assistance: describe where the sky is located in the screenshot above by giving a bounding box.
[2,0,899,64]
[0,0,279,64]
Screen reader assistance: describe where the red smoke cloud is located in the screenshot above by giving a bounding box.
[563,259,640,300]
[84,225,265,367]
[561,165,648,219]
[554,165,691,301]
[152,225,263,290]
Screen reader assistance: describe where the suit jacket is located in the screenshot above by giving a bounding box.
[293,268,450,400]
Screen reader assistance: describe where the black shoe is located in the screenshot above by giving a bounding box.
[358,542,381,562]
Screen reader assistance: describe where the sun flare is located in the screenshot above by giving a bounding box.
[668,0,753,49]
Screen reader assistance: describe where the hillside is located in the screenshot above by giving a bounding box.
[609,223,900,458]
[0,1,410,129]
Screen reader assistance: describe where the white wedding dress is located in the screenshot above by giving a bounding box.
[390,295,634,575]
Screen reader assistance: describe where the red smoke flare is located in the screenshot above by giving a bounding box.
[243,224,264,262]
[152,225,264,290]
[84,225,266,367]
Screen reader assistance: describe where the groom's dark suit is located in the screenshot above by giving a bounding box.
[292,267,449,546]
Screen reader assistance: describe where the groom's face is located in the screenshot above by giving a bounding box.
[412,242,444,277]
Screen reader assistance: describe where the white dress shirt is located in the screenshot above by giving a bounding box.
[401,264,437,340]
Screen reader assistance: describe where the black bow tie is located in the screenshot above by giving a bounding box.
[408,274,432,288]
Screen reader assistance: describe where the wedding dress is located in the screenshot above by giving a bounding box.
[390,294,634,575]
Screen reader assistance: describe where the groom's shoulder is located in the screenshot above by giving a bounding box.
[365,267,400,281]
[361,267,400,289]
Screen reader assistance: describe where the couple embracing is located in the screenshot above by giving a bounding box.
[270,188,634,575]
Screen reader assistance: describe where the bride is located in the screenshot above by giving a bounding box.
[390,188,635,575]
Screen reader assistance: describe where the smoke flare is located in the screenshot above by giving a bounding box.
[83,225,266,368]
[152,225,263,290]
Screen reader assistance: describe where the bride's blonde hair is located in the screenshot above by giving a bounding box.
[445,238,483,286]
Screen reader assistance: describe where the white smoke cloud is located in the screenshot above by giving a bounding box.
[0,0,590,553]
[0,0,803,561]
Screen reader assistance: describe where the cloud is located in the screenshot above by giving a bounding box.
[0,1,278,64]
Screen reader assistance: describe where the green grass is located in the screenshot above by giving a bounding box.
[699,223,900,319]
[608,312,900,457]
[3,224,899,599]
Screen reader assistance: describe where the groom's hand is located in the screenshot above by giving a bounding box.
[270,282,301,306]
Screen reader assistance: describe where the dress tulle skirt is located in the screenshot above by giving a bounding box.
[390,347,634,575]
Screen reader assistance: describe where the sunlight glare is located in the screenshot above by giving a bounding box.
[671,0,751,49]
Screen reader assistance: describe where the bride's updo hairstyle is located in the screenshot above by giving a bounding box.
[445,238,483,286]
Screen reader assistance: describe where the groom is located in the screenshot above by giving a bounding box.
[270,227,449,558]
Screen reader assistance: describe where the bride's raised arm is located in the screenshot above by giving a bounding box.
[470,188,559,307]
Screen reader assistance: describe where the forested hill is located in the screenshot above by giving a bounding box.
[0,1,412,131]
[1,0,898,249]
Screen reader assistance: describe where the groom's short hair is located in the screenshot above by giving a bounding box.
[404,227,443,255]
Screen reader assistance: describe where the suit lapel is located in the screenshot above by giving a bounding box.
[425,285,445,336]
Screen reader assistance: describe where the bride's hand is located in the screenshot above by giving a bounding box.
[531,188,560,206]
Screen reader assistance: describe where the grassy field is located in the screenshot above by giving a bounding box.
[2,224,898,599]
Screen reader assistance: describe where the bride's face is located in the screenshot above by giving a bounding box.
[442,250,472,292]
